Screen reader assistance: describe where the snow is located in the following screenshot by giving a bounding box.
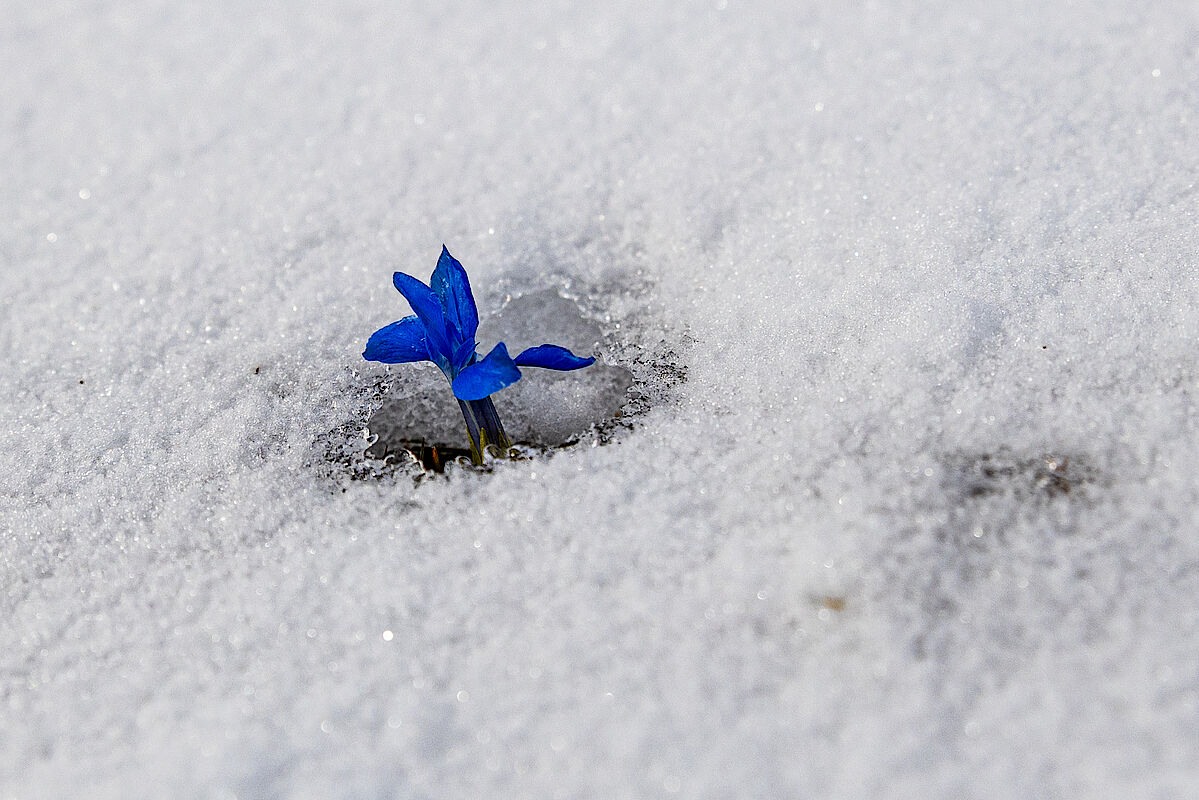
[3,0,1199,797]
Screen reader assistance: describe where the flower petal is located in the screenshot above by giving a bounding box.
[393,271,452,363]
[451,342,522,400]
[450,338,478,374]
[513,344,596,370]
[430,245,479,343]
[363,316,429,363]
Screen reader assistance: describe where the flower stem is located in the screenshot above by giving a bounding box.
[456,396,512,465]
[457,399,485,465]
[469,396,512,452]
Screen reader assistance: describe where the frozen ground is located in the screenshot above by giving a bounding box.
[3,1,1199,797]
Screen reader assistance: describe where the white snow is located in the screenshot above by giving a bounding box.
[4,1,1199,797]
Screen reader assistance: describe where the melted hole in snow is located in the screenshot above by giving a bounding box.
[365,289,634,472]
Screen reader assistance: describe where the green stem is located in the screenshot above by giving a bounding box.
[467,398,510,453]
[467,396,512,456]
[456,396,511,466]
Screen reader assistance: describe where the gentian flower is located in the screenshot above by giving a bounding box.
[364,246,595,464]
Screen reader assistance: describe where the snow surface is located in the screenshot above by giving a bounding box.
[3,1,1199,797]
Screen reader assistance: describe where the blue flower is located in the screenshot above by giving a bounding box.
[363,246,595,464]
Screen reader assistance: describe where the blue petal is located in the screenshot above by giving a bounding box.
[430,246,479,343]
[451,342,522,401]
[450,338,478,374]
[513,344,596,370]
[363,316,429,363]
[393,271,453,363]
